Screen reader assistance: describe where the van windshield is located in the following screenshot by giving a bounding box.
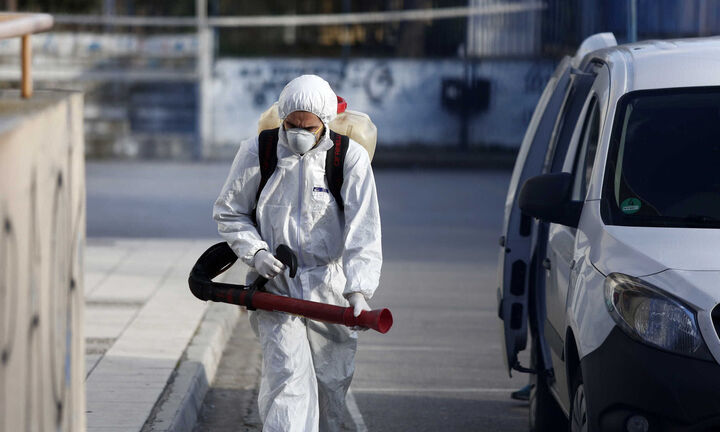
[603,87,720,228]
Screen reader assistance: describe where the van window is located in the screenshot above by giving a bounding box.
[571,99,600,201]
[543,71,597,174]
[602,87,720,228]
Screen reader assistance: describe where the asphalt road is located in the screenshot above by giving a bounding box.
[87,161,530,431]
[86,161,230,238]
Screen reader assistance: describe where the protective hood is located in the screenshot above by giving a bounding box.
[278,74,338,125]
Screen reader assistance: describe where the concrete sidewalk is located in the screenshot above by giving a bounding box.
[84,238,239,432]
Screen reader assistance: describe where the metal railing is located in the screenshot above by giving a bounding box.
[0,12,53,98]
[52,3,546,28]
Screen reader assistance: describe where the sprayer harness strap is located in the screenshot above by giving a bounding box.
[253,128,349,224]
[325,130,349,209]
[251,128,279,224]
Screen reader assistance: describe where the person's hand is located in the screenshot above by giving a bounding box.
[347,293,371,331]
[253,250,286,279]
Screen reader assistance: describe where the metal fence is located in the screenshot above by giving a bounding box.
[541,0,720,56]
[467,0,543,57]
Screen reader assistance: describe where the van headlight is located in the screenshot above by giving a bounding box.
[604,273,712,360]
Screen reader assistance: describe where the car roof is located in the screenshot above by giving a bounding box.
[587,36,720,92]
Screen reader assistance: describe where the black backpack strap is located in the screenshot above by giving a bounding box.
[326,131,350,210]
[252,128,279,224]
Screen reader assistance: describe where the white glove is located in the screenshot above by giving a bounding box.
[253,250,285,279]
[347,293,371,331]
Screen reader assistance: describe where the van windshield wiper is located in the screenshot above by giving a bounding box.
[679,214,720,226]
[621,213,720,228]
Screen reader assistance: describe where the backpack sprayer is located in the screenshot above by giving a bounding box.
[258,95,377,160]
[188,242,393,334]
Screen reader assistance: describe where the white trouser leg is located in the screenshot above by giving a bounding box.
[306,320,357,432]
[252,311,319,432]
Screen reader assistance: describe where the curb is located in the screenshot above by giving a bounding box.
[142,302,241,432]
[142,262,248,432]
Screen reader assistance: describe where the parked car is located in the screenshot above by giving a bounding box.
[498,33,720,432]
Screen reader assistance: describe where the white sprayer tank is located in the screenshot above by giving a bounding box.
[257,96,377,161]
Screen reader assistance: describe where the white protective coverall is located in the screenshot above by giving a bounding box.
[213,74,382,432]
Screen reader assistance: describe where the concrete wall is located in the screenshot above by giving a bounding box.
[0,90,86,431]
[209,57,554,158]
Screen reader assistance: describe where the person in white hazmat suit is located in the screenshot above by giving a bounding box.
[213,74,382,432]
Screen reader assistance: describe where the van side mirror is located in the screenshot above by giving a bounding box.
[518,173,583,228]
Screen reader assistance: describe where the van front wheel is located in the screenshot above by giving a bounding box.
[569,369,589,432]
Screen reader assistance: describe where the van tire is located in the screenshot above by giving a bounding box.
[569,367,589,432]
[529,339,567,432]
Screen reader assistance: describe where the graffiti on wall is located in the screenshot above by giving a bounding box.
[0,207,17,430]
[229,60,396,110]
[211,58,554,149]
[0,178,78,431]
[0,94,85,432]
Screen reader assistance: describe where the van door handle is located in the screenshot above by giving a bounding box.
[542,258,551,270]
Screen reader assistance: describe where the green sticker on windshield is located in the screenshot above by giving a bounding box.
[620,198,641,214]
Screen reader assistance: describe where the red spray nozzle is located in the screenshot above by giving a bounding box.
[342,308,394,334]
[337,96,347,114]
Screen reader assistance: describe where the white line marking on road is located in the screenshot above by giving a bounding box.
[351,387,516,393]
[346,389,368,432]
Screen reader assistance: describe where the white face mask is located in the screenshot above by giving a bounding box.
[283,127,321,155]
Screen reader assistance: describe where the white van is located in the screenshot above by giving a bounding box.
[498,33,720,432]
